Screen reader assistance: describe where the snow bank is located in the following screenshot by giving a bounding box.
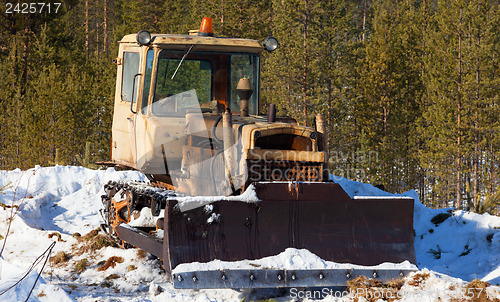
[175,184,259,212]
[0,166,499,301]
[335,173,498,284]
[331,174,420,201]
[173,248,417,274]
[0,165,147,235]
[414,208,500,283]
[0,258,72,302]
[331,174,500,285]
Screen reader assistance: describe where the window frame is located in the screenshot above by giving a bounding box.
[121,51,141,104]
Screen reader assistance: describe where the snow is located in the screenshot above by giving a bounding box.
[173,248,417,274]
[175,184,259,212]
[128,207,157,228]
[0,166,498,301]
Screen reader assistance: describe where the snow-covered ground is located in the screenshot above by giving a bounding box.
[0,166,499,301]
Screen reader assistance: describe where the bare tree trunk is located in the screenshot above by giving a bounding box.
[473,56,480,210]
[85,0,89,57]
[362,0,367,41]
[456,7,463,209]
[96,21,99,59]
[302,0,308,126]
[103,0,108,53]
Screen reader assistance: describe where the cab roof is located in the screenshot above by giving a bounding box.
[119,34,264,53]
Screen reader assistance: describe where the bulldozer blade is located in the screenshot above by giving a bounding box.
[163,181,417,287]
[172,268,416,289]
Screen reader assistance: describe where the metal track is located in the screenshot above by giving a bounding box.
[100,180,178,239]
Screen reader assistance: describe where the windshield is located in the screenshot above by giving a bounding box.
[144,49,259,116]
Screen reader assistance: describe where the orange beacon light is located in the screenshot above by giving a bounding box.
[198,17,214,36]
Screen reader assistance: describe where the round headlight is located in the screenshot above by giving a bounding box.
[263,37,278,52]
[136,30,152,45]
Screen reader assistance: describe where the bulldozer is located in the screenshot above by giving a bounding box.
[100,17,417,289]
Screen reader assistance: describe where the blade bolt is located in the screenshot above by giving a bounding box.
[250,274,255,281]
[319,273,324,280]
[192,276,198,282]
[373,272,378,278]
[221,274,227,281]
[291,274,296,280]
[400,271,404,277]
[277,274,282,281]
[177,275,183,282]
[346,273,351,279]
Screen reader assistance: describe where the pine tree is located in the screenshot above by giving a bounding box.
[263,0,325,127]
[354,0,425,193]
[421,0,500,209]
[314,0,364,180]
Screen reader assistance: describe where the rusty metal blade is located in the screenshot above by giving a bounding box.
[172,268,416,289]
[163,182,416,274]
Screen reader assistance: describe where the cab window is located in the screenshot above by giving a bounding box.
[151,50,212,116]
[121,52,140,103]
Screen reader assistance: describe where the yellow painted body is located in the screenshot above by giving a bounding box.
[111,32,328,196]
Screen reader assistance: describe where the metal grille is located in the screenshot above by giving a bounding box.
[247,160,323,182]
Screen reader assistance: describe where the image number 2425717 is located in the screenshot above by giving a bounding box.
[5,2,62,14]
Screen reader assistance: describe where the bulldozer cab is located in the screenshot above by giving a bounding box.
[111,26,265,181]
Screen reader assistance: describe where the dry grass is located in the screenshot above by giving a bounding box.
[105,273,120,280]
[81,229,99,241]
[466,279,490,302]
[136,249,148,259]
[460,279,499,302]
[48,232,65,242]
[408,272,430,287]
[86,235,117,251]
[438,279,500,302]
[74,229,117,255]
[97,256,124,272]
[74,258,89,273]
[50,251,70,265]
[385,278,405,291]
[347,276,402,302]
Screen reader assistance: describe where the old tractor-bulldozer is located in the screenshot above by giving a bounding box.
[100,17,416,289]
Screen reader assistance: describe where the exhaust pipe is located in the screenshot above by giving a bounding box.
[223,108,235,192]
[315,113,330,176]
[267,104,276,123]
[236,77,253,117]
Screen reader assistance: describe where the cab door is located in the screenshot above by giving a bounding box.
[111,45,141,166]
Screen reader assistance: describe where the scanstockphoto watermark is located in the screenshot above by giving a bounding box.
[329,150,379,165]
[246,149,378,183]
[246,149,324,182]
[329,150,378,182]
[288,287,482,300]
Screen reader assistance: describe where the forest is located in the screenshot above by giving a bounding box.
[0,0,498,211]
